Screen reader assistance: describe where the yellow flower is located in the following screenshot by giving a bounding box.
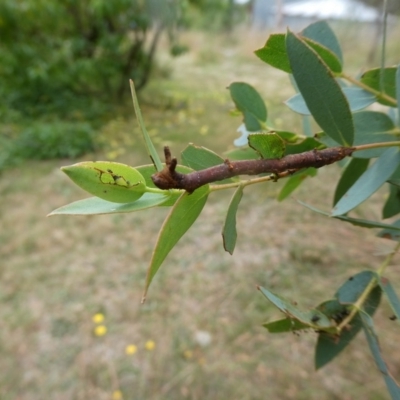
[145,340,155,351]
[112,390,123,400]
[94,325,107,336]
[125,344,137,355]
[92,313,105,324]
[183,350,193,359]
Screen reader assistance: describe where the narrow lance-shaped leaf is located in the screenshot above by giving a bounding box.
[130,80,163,172]
[222,185,244,255]
[333,158,369,206]
[143,185,209,301]
[62,161,146,204]
[383,185,400,219]
[397,64,400,126]
[332,147,400,217]
[263,318,310,333]
[360,312,400,399]
[277,168,317,202]
[286,30,354,146]
[378,276,400,322]
[299,200,400,231]
[258,287,332,329]
[48,193,170,216]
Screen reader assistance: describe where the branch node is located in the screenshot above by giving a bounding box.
[224,158,234,171]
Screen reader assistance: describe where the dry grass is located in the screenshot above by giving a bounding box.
[1,22,400,400]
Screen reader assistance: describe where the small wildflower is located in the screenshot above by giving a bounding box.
[94,325,107,337]
[183,349,193,359]
[92,313,105,324]
[194,330,212,347]
[125,344,137,355]
[199,125,209,135]
[145,340,156,351]
[112,390,123,400]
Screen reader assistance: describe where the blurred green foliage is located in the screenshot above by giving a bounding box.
[0,0,244,167]
[0,0,186,115]
[0,121,95,170]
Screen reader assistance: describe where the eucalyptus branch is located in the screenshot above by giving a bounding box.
[152,146,354,193]
[152,141,400,193]
[340,72,397,107]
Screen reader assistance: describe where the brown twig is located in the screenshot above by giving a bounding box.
[151,146,355,193]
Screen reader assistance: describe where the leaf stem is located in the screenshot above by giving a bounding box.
[340,72,397,107]
[144,186,181,195]
[210,170,294,192]
[353,141,400,152]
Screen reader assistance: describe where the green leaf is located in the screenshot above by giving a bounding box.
[360,312,400,399]
[254,34,291,73]
[315,285,381,370]
[388,179,400,188]
[379,276,400,322]
[333,158,369,206]
[332,147,400,216]
[302,38,342,73]
[61,161,146,204]
[48,193,170,216]
[222,185,244,255]
[274,130,299,143]
[181,144,237,185]
[286,87,375,115]
[229,82,267,131]
[336,271,377,304]
[224,147,259,161]
[181,144,224,170]
[255,30,342,74]
[360,67,397,106]
[143,185,209,300]
[316,315,363,370]
[383,184,400,219]
[263,318,310,333]
[258,287,332,329]
[301,20,343,63]
[299,201,400,231]
[248,132,285,159]
[397,65,400,126]
[284,137,324,155]
[377,219,400,241]
[352,111,396,159]
[277,168,317,201]
[286,30,354,146]
[130,80,163,171]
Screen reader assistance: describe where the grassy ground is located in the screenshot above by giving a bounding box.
[1,22,400,400]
